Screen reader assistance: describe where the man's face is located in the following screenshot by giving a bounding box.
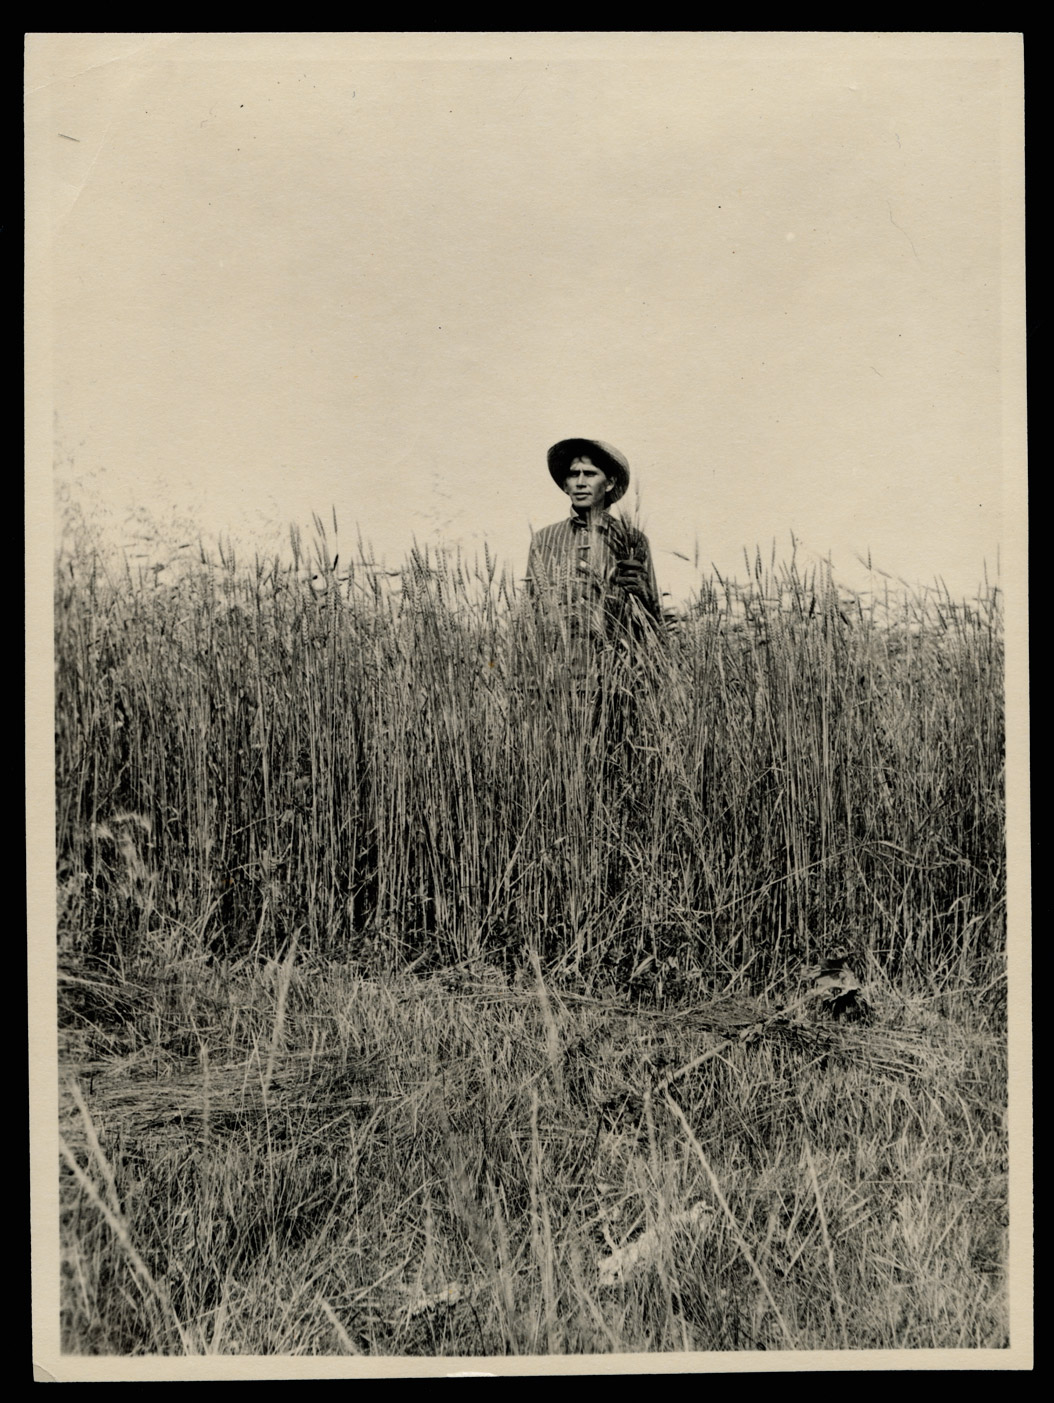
[562,456,612,510]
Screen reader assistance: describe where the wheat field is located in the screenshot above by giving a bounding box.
[50,517,1012,1360]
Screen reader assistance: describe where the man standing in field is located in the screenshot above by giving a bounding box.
[523,438,662,924]
[525,437,662,650]
[523,438,663,765]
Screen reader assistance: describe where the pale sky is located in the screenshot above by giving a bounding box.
[30,33,1024,604]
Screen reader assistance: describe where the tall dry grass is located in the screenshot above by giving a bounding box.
[54,522,1004,993]
[51,517,1011,1358]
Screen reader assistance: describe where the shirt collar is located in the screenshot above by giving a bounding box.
[568,508,613,533]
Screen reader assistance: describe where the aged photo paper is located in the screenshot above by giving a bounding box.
[27,32,1029,1378]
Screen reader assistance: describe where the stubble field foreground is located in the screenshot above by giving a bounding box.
[53,519,1009,1356]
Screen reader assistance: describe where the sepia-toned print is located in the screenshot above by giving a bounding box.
[28,32,1029,1380]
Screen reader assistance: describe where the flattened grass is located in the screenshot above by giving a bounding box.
[59,960,1007,1355]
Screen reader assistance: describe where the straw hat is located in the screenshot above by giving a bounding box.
[547,438,630,504]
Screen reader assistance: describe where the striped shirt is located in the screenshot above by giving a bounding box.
[525,511,661,645]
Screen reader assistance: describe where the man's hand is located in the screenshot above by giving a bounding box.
[611,559,651,600]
